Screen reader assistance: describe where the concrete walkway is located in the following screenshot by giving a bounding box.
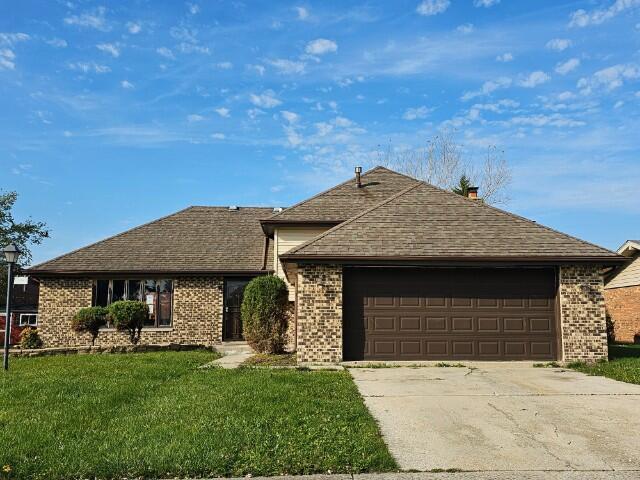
[215,473,640,480]
[206,341,253,369]
[350,364,640,472]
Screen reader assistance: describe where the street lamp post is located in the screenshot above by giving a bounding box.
[3,244,21,371]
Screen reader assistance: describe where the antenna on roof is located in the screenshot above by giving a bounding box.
[355,166,362,188]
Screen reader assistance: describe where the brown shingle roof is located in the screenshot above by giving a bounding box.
[263,166,419,223]
[29,207,274,274]
[282,182,622,262]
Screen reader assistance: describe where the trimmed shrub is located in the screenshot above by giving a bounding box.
[72,306,108,345]
[108,301,148,345]
[19,327,43,349]
[241,275,289,354]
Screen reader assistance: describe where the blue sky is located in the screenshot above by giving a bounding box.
[1,0,639,265]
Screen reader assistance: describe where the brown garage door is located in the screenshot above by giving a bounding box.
[343,267,558,361]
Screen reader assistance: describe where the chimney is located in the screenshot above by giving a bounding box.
[355,166,362,188]
[467,186,479,200]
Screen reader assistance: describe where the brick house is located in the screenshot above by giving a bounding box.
[28,166,625,363]
[0,276,39,345]
[604,240,640,343]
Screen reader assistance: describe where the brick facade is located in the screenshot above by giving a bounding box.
[296,264,342,363]
[604,285,640,343]
[38,277,223,348]
[559,265,608,362]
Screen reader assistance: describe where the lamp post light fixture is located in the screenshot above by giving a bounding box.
[3,243,21,371]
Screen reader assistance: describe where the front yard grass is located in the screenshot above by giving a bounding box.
[0,351,396,479]
[568,343,640,385]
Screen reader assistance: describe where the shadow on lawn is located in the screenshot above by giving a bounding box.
[609,343,640,360]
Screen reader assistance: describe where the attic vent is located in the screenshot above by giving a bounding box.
[228,205,239,211]
[273,207,283,213]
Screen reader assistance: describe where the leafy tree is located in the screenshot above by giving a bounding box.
[241,275,289,354]
[72,306,108,345]
[452,175,473,197]
[108,301,148,344]
[0,191,49,306]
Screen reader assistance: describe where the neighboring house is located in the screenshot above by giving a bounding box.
[604,240,640,343]
[28,166,625,363]
[0,276,40,345]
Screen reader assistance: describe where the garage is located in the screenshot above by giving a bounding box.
[343,267,559,361]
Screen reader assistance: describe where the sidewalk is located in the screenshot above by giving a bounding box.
[213,472,640,480]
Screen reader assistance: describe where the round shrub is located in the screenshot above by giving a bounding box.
[72,306,108,345]
[241,275,289,354]
[19,327,43,349]
[108,300,149,344]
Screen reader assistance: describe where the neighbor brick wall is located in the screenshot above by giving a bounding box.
[604,285,640,343]
[38,277,223,348]
[559,265,608,362]
[296,264,342,363]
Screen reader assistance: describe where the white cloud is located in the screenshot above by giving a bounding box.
[614,100,624,108]
[416,0,450,16]
[246,64,265,75]
[249,91,281,108]
[333,116,353,127]
[281,111,299,123]
[96,43,119,57]
[215,107,230,118]
[294,6,309,20]
[284,125,303,146]
[266,58,305,75]
[156,47,175,60]
[247,108,265,119]
[569,0,640,28]
[63,130,73,137]
[495,52,513,62]
[67,61,110,74]
[211,132,225,140]
[402,105,432,120]
[546,38,572,52]
[187,2,200,14]
[64,7,110,31]
[328,100,338,111]
[305,38,338,55]
[126,22,141,34]
[0,48,15,70]
[0,33,30,46]
[578,63,640,93]
[120,80,134,89]
[557,91,576,101]
[474,0,500,6]
[315,122,333,136]
[555,58,580,75]
[519,71,550,88]
[461,76,511,101]
[507,113,586,128]
[471,98,519,113]
[187,114,205,122]
[216,61,233,69]
[46,38,67,48]
[636,91,640,98]
[456,23,474,34]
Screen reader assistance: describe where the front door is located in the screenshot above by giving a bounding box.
[223,278,252,341]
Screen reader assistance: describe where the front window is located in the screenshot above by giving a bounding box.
[19,314,38,327]
[92,279,173,328]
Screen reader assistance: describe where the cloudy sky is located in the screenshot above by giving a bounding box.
[1,0,639,264]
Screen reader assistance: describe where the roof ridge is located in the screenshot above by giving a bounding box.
[285,181,423,256]
[264,165,416,221]
[415,181,616,256]
[30,206,197,270]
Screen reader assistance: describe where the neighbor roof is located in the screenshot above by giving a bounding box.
[617,240,640,256]
[262,166,419,224]
[281,182,622,263]
[29,207,274,275]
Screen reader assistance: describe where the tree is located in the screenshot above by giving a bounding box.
[374,130,512,205]
[452,175,473,197]
[72,306,108,345]
[0,191,49,306]
[108,301,148,344]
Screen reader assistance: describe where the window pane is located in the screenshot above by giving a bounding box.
[144,280,157,326]
[112,280,126,303]
[157,280,172,327]
[94,280,109,307]
[127,280,142,301]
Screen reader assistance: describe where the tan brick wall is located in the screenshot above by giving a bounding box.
[296,264,342,363]
[38,277,223,348]
[604,285,640,343]
[559,265,608,362]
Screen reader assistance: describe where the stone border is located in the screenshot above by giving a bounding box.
[9,343,215,358]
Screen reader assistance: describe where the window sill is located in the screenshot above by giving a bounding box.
[99,327,174,333]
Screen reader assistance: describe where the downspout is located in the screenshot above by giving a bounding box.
[261,235,269,271]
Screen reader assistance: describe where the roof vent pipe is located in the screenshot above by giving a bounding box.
[355,166,362,188]
[467,187,479,200]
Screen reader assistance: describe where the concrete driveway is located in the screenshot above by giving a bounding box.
[349,364,640,472]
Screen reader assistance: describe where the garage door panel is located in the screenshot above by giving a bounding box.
[343,267,558,361]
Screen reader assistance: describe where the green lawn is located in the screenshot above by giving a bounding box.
[569,343,640,385]
[0,351,396,479]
